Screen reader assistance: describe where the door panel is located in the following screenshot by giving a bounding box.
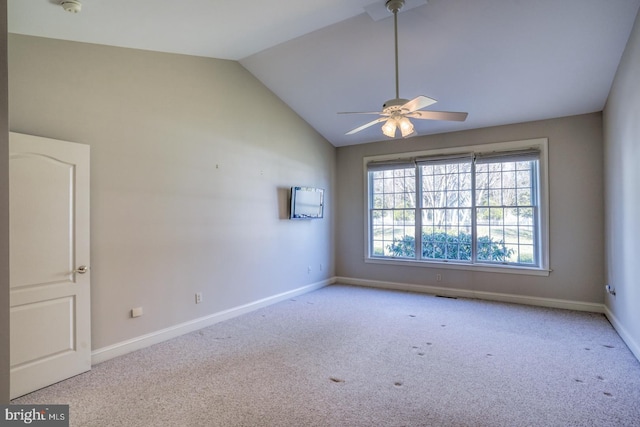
[9,132,91,399]
[10,154,74,289]
[10,296,75,367]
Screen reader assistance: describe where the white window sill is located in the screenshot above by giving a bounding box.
[365,257,551,277]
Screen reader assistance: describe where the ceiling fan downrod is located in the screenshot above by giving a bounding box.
[386,0,405,100]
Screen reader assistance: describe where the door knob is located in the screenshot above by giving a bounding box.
[74,265,89,274]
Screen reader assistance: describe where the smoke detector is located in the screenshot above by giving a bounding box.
[61,0,82,13]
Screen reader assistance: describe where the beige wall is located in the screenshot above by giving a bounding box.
[336,113,605,304]
[8,34,336,351]
[1,0,9,404]
[603,8,640,359]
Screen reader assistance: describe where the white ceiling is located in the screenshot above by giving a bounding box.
[8,0,640,147]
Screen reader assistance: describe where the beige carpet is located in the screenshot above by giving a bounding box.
[12,285,640,426]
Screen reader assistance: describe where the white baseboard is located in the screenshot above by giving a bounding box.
[91,279,331,365]
[92,276,612,366]
[335,276,605,313]
[603,306,640,362]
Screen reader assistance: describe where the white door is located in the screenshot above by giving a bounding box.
[9,132,91,399]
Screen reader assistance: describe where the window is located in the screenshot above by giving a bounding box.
[370,162,416,257]
[366,139,549,275]
[419,155,473,262]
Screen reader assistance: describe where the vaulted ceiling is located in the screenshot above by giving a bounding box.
[8,0,640,146]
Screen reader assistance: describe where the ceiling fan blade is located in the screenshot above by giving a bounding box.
[402,95,438,113]
[406,110,469,122]
[345,117,387,135]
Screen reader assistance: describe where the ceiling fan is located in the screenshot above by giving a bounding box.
[340,0,468,139]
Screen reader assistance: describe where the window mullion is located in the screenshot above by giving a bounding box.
[415,164,422,260]
[531,162,540,266]
[471,158,477,263]
[368,171,374,257]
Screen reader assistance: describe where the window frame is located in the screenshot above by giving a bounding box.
[363,138,550,276]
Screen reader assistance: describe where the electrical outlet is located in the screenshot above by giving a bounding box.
[195,292,203,304]
[308,266,312,274]
[436,274,442,282]
[319,263,323,272]
[131,307,143,318]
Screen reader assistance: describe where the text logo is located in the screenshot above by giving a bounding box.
[1,405,69,426]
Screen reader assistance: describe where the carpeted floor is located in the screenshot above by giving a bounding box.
[12,285,640,426]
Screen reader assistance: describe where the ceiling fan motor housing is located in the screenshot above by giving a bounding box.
[383,98,410,112]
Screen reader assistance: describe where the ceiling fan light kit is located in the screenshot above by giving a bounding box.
[381,119,397,138]
[61,0,82,14]
[340,0,468,140]
[398,117,415,137]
